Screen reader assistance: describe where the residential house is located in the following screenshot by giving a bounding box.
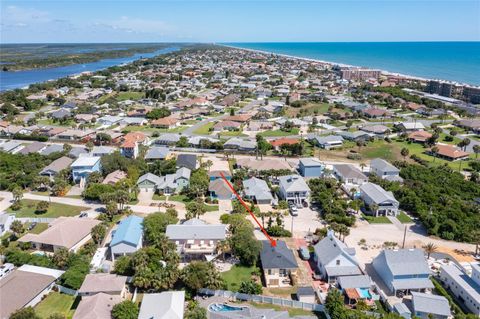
[299,158,325,178]
[39,144,64,156]
[110,215,143,261]
[369,158,403,182]
[120,132,149,159]
[54,129,95,141]
[260,240,298,287]
[336,131,371,142]
[456,119,480,134]
[438,263,480,316]
[137,168,191,194]
[396,122,426,132]
[0,213,15,236]
[155,133,181,146]
[209,179,233,200]
[165,219,227,260]
[68,147,88,159]
[361,124,390,137]
[408,131,433,144]
[432,144,470,161]
[243,177,274,205]
[91,146,115,157]
[145,147,170,161]
[223,138,257,152]
[138,291,185,319]
[213,120,241,132]
[73,293,122,319]
[278,175,310,206]
[18,142,46,155]
[359,182,399,216]
[97,115,123,126]
[40,156,73,179]
[71,156,101,183]
[311,135,344,150]
[372,249,433,296]
[236,158,292,172]
[269,138,299,151]
[0,140,24,153]
[362,108,391,118]
[313,231,362,283]
[411,292,451,319]
[18,217,101,253]
[102,170,127,185]
[177,154,197,170]
[50,108,71,120]
[78,273,127,297]
[151,117,180,129]
[0,265,65,319]
[333,164,368,186]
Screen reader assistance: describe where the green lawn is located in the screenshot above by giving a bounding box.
[259,128,300,137]
[194,122,215,135]
[27,222,49,234]
[361,214,392,224]
[359,140,398,161]
[122,125,188,134]
[397,212,413,224]
[153,195,218,211]
[204,204,219,212]
[116,91,144,101]
[221,265,258,291]
[7,199,88,218]
[35,292,77,319]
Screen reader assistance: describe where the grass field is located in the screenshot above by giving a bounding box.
[361,213,392,224]
[27,222,49,234]
[35,292,77,319]
[116,91,144,101]
[259,128,300,137]
[194,122,215,135]
[285,102,332,117]
[221,265,258,291]
[7,199,88,218]
[153,194,218,211]
[397,212,413,223]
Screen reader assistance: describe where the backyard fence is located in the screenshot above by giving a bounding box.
[57,285,77,296]
[198,288,326,313]
[17,217,55,223]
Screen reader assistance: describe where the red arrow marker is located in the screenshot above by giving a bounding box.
[220,172,277,247]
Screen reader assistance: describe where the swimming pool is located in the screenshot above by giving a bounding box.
[358,288,371,299]
[208,303,245,312]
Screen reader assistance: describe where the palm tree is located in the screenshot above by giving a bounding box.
[423,242,438,259]
[359,163,366,172]
[401,147,409,161]
[461,138,471,151]
[370,203,379,217]
[349,188,357,199]
[217,240,231,260]
[473,145,480,159]
[431,146,439,162]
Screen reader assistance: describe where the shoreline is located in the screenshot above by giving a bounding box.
[221,43,478,88]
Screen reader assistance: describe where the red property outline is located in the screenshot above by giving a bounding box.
[220,172,276,247]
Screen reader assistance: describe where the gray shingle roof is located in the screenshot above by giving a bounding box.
[377,249,430,276]
[243,177,273,202]
[137,172,163,185]
[333,164,367,180]
[370,158,399,174]
[337,275,372,289]
[138,291,185,319]
[260,240,298,270]
[177,154,197,170]
[145,147,170,160]
[299,158,324,167]
[360,182,398,205]
[411,292,451,316]
[40,156,73,175]
[278,175,310,193]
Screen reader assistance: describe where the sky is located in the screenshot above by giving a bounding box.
[0,0,479,43]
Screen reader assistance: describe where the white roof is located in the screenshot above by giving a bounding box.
[138,291,185,319]
[71,156,101,167]
[17,264,64,279]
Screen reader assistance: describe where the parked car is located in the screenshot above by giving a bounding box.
[0,263,14,278]
[27,222,37,231]
[298,246,310,260]
[289,205,298,216]
[302,201,308,208]
[79,212,88,218]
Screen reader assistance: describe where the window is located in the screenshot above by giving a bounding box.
[336,260,340,266]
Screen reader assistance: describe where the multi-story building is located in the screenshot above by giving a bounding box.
[340,68,381,81]
[439,263,480,316]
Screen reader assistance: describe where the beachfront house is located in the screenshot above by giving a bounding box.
[299,158,325,178]
[278,175,310,207]
[359,182,399,217]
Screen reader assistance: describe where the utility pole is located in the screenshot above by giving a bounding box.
[402,225,407,249]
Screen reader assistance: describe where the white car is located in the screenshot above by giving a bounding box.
[289,205,298,216]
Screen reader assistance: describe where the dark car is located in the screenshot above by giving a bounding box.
[28,222,37,231]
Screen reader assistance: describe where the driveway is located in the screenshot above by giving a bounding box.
[137,188,154,205]
[218,199,232,214]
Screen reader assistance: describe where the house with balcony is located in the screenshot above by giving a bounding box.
[260,240,298,287]
[278,175,310,206]
[120,132,149,159]
[137,167,191,195]
[359,182,399,217]
[165,219,227,260]
[370,158,403,182]
[71,156,101,183]
[372,249,433,296]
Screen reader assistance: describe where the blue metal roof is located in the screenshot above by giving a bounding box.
[110,215,144,247]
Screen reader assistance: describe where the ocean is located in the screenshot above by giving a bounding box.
[226,42,480,86]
